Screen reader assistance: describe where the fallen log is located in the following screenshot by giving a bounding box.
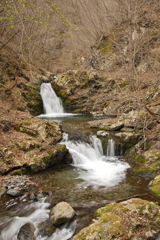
[72,193,148,209]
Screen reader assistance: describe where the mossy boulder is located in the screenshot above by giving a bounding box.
[0,115,70,174]
[115,132,142,152]
[125,142,160,174]
[149,175,160,197]
[27,144,70,173]
[72,198,160,240]
[51,70,100,112]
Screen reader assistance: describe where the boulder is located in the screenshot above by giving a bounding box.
[115,132,142,151]
[71,198,160,240]
[7,188,23,197]
[37,220,56,238]
[118,110,156,130]
[17,222,35,240]
[50,201,76,226]
[97,130,109,137]
[88,118,124,131]
[149,174,160,197]
[0,114,71,174]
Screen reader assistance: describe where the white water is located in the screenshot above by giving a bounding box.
[0,198,76,240]
[40,82,64,114]
[38,83,79,118]
[60,133,130,188]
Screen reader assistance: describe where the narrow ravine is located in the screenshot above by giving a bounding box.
[0,83,156,240]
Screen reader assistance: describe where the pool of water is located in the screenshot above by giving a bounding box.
[0,115,158,240]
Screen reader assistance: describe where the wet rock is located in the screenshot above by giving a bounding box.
[27,144,70,173]
[17,222,35,240]
[149,174,160,197]
[72,198,160,240]
[28,193,37,201]
[50,201,76,226]
[7,188,23,197]
[97,130,109,137]
[38,220,56,238]
[115,132,142,151]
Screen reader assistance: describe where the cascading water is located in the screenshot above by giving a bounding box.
[107,138,116,160]
[60,133,130,188]
[0,198,77,240]
[38,83,79,118]
[40,82,64,114]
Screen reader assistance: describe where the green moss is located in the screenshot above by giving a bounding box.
[150,183,160,197]
[21,84,43,115]
[133,158,160,173]
[98,36,114,53]
[11,167,28,175]
[60,90,68,98]
[135,154,147,164]
[72,109,82,113]
[56,144,67,151]
[97,203,118,216]
[14,125,38,137]
[64,99,71,106]
[43,156,51,165]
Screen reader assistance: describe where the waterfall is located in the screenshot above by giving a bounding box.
[60,134,130,188]
[38,83,79,118]
[107,139,115,157]
[40,83,64,114]
[106,139,117,162]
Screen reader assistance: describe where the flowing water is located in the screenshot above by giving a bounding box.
[0,83,156,240]
[60,133,129,188]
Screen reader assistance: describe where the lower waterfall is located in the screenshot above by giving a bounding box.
[60,133,130,188]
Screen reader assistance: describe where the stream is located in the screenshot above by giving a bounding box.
[0,83,156,240]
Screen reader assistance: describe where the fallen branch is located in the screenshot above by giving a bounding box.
[72,193,148,209]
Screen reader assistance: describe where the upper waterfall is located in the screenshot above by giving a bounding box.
[38,82,80,118]
[40,83,64,114]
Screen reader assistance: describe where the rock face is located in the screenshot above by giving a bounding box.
[125,134,160,175]
[50,201,76,226]
[17,222,35,240]
[0,114,71,174]
[72,198,160,240]
[52,70,103,113]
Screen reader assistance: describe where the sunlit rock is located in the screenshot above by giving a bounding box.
[71,198,160,240]
[50,201,76,226]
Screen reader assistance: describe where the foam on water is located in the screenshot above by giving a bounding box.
[60,133,130,188]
